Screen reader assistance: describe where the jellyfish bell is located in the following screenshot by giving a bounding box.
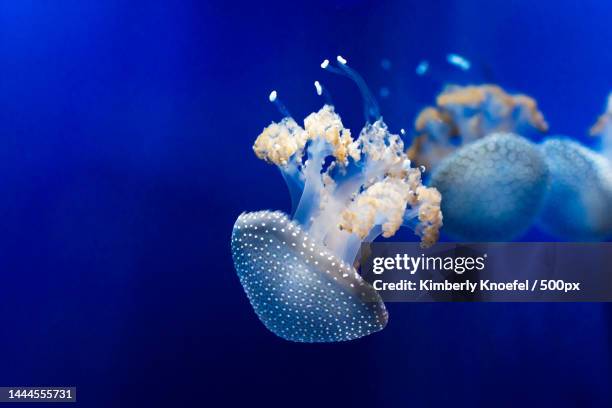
[540,93,612,240]
[430,132,549,241]
[538,138,612,240]
[231,211,387,343]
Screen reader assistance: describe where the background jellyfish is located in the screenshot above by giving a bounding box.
[407,84,550,241]
[536,93,612,240]
[537,138,612,240]
[232,62,442,342]
[429,132,549,241]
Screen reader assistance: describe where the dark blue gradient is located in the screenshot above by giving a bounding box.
[0,1,611,406]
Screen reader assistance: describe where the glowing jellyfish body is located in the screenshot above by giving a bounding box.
[430,132,549,241]
[538,138,612,240]
[232,83,443,342]
[232,211,387,342]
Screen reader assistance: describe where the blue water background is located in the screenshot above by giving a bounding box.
[0,1,611,406]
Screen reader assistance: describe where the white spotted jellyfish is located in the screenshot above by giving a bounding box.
[537,93,612,240]
[231,57,443,343]
[429,132,549,241]
[408,84,551,241]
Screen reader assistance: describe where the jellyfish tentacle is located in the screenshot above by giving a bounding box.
[322,56,381,123]
[268,90,292,118]
[252,116,307,210]
[314,80,334,106]
[293,137,333,225]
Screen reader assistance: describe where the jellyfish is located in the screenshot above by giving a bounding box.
[408,84,548,170]
[231,59,443,342]
[407,85,550,241]
[429,132,549,241]
[536,93,612,240]
[537,138,612,240]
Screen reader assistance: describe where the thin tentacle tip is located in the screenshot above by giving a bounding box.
[269,90,277,102]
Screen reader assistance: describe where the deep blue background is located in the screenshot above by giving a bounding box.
[1,1,611,406]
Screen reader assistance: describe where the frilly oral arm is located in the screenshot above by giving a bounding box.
[253,102,443,259]
[410,84,549,166]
